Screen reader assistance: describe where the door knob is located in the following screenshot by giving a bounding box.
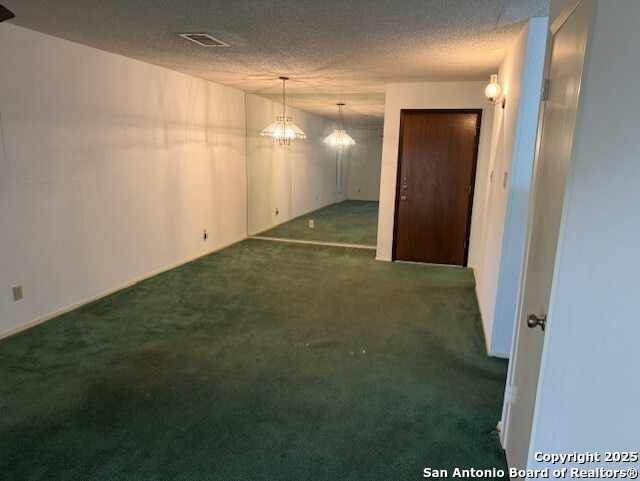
[527,314,546,331]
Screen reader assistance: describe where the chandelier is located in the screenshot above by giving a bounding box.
[323,103,355,147]
[261,76,307,145]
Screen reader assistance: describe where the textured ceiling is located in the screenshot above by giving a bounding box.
[3,0,549,123]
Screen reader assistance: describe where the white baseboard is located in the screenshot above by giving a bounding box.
[0,236,246,340]
[497,420,505,447]
[472,268,493,356]
[248,236,376,251]
[472,268,511,359]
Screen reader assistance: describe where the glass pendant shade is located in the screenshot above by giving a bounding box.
[323,129,355,146]
[261,116,307,145]
[485,74,502,100]
[261,77,306,145]
[323,102,355,147]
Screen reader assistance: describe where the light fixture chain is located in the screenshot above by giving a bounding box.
[282,77,286,118]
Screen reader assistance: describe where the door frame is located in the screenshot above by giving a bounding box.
[499,27,554,453]
[391,109,482,266]
[500,0,596,464]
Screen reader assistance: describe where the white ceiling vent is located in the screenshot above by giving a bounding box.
[178,33,229,47]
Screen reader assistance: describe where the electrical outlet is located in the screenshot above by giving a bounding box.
[12,285,23,301]
[308,219,315,229]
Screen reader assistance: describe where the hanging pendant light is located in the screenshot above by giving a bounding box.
[323,103,355,147]
[261,76,306,145]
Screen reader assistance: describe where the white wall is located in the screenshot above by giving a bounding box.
[475,18,548,357]
[530,0,640,466]
[347,127,383,201]
[246,94,343,235]
[291,113,348,217]
[0,25,247,337]
[376,81,494,265]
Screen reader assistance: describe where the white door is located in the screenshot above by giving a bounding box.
[502,0,594,472]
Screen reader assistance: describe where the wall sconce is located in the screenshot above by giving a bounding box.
[485,74,505,109]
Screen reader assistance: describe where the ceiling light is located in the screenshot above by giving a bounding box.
[261,77,307,145]
[485,74,505,108]
[323,103,355,147]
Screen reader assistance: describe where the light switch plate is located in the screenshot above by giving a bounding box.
[12,285,23,301]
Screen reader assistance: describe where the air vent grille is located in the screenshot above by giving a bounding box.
[178,33,229,47]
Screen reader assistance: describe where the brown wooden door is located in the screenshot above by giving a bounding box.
[393,110,481,265]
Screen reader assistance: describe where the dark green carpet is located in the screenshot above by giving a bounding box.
[257,200,378,246]
[0,239,507,480]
